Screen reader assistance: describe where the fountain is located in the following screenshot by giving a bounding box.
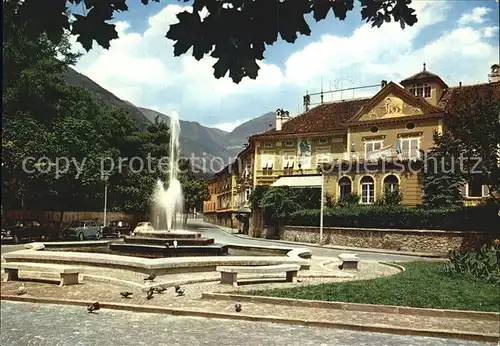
[110,112,227,257]
[151,111,184,231]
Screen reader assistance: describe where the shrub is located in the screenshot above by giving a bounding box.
[338,193,360,206]
[287,204,499,234]
[444,243,500,284]
[378,191,403,206]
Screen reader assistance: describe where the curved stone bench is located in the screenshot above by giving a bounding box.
[216,264,301,287]
[338,253,359,270]
[4,249,310,274]
[2,262,80,287]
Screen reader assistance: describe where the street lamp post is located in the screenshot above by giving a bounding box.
[319,173,324,245]
[103,176,108,229]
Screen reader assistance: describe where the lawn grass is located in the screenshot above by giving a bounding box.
[246,262,500,312]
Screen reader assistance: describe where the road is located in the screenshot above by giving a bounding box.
[1,219,430,262]
[1,301,488,346]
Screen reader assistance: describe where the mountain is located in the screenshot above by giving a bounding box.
[227,111,276,142]
[137,107,241,162]
[64,66,280,174]
[63,67,150,128]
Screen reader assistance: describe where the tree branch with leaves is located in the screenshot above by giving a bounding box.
[10,0,417,83]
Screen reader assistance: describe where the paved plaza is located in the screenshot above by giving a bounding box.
[1,301,494,346]
[1,220,496,345]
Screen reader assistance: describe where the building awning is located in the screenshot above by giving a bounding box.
[237,206,252,213]
[271,175,322,188]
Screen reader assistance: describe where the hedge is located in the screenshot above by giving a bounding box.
[287,204,499,234]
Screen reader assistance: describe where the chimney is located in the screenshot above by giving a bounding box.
[276,108,290,131]
[489,64,499,83]
[275,109,282,131]
[275,108,290,131]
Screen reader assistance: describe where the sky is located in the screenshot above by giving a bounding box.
[70,0,500,132]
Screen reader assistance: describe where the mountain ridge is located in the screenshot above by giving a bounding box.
[63,66,277,173]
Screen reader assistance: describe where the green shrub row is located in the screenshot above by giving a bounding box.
[287,204,499,233]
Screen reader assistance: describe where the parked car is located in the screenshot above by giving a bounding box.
[133,222,155,234]
[1,219,55,244]
[102,220,133,237]
[61,219,102,241]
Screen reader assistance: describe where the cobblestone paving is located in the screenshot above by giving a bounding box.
[1,280,499,337]
[1,301,494,346]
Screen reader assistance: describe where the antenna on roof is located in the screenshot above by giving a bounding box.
[320,77,324,104]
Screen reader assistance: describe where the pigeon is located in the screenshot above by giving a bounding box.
[146,288,155,300]
[155,286,166,294]
[120,291,133,298]
[17,283,27,296]
[175,285,184,296]
[87,302,100,313]
[144,273,156,282]
[235,302,242,313]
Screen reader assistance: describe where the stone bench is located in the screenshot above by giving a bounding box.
[2,262,80,287]
[216,264,301,287]
[338,253,359,270]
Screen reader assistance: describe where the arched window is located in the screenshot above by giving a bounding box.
[338,177,352,200]
[383,175,399,193]
[360,176,375,204]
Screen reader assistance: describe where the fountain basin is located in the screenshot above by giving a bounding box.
[133,230,200,239]
[109,243,228,257]
[123,236,214,246]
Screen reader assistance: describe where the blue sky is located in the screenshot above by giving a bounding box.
[71,0,500,131]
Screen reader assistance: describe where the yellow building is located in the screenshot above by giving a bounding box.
[203,145,254,229]
[202,176,218,223]
[247,64,499,206]
[204,64,499,226]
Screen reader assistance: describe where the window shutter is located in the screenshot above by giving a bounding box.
[482,185,489,198]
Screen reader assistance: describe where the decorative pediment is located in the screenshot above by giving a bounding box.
[359,93,424,120]
[347,82,441,123]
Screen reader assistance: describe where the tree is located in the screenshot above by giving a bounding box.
[110,116,171,213]
[444,86,500,203]
[10,0,418,83]
[424,85,500,207]
[259,186,301,238]
[423,132,465,208]
[3,1,158,220]
[178,159,210,226]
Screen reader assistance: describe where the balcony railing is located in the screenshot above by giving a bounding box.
[350,148,422,162]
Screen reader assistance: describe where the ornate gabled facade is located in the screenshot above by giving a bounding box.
[205,64,500,227]
[248,64,499,206]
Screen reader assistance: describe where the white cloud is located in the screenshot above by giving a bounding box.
[458,7,491,25]
[482,26,499,38]
[71,1,499,128]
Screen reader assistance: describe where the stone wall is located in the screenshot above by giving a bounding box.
[4,210,143,228]
[280,226,490,254]
[203,212,237,229]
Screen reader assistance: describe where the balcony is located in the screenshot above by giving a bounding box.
[362,147,421,162]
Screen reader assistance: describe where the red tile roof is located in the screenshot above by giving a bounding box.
[437,82,500,111]
[249,81,498,141]
[250,98,370,139]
